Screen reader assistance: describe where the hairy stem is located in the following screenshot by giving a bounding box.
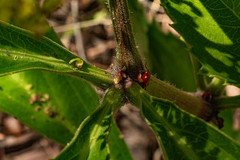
[108,0,144,77]
[108,0,212,121]
[190,54,207,91]
[214,96,240,110]
[146,76,212,120]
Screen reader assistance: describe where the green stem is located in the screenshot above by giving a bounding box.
[66,69,112,90]
[146,76,212,120]
[207,77,225,96]
[214,96,240,110]
[66,59,113,89]
[108,0,213,121]
[108,0,144,77]
[189,54,207,91]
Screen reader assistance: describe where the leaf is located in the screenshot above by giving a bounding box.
[0,70,99,145]
[161,0,240,86]
[0,3,105,146]
[42,5,133,158]
[54,86,125,160]
[54,105,112,160]
[127,0,149,58]
[127,83,240,160]
[0,20,112,90]
[108,121,134,160]
[147,20,196,91]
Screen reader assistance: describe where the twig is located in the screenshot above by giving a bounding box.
[71,0,86,60]
[53,18,112,33]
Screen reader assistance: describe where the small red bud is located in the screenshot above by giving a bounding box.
[137,69,150,87]
[142,72,150,85]
[118,71,123,77]
[201,91,212,102]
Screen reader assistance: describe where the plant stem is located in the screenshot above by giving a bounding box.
[108,0,144,77]
[190,54,207,91]
[108,0,212,121]
[207,77,225,96]
[214,96,240,110]
[67,70,112,90]
[146,76,212,120]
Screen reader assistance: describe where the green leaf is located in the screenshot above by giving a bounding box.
[127,0,149,58]
[108,121,134,160]
[127,83,240,160]
[0,70,99,145]
[0,20,112,90]
[54,86,125,160]
[161,0,240,86]
[147,20,196,91]
[54,105,112,160]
